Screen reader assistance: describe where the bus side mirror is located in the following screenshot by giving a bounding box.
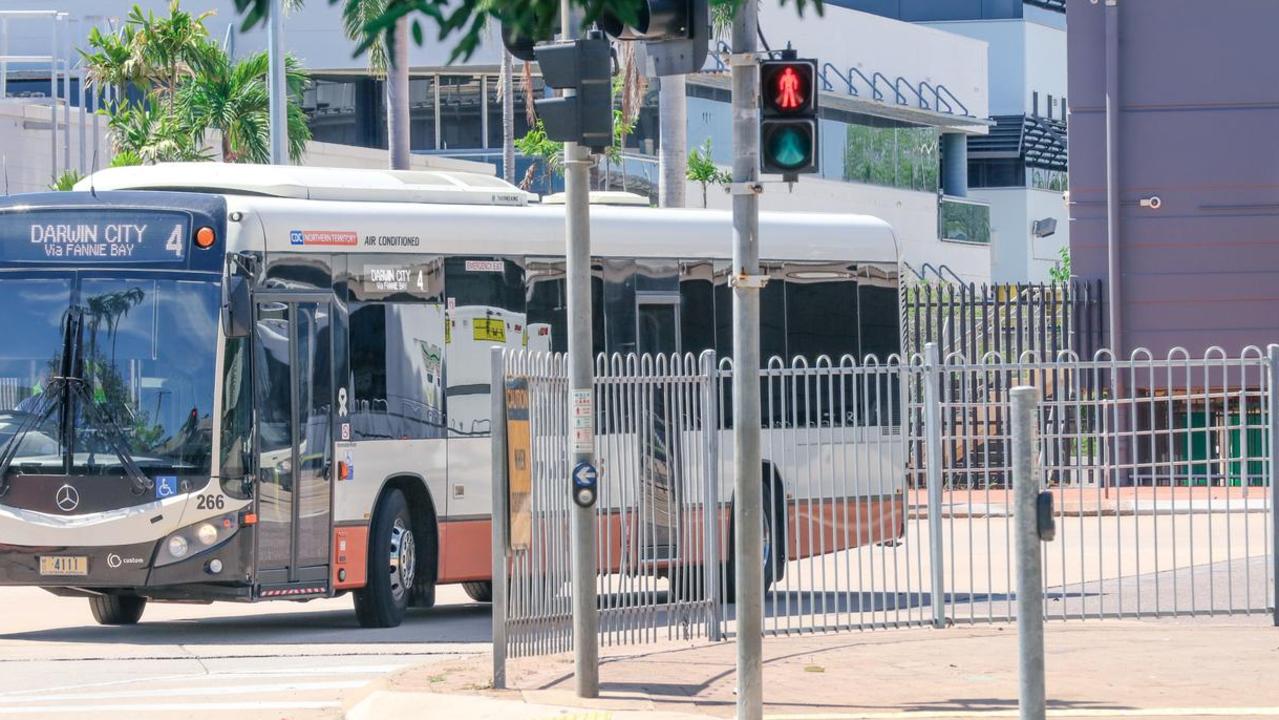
[223,275,252,338]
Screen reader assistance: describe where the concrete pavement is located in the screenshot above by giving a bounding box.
[0,585,490,718]
[353,615,1279,720]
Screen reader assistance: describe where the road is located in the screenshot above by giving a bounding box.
[0,585,491,719]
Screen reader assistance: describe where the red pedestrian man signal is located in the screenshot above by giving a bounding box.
[759,56,819,178]
[775,66,804,110]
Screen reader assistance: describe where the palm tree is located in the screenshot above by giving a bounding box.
[79,25,142,113]
[178,50,312,163]
[340,0,411,170]
[500,48,515,185]
[107,103,210,163]
[127,0,217,112]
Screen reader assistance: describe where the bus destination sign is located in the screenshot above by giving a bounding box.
[0,210,192,264]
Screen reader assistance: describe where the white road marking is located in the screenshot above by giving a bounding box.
[0,700,341,714]
[3,679,368,703]
[0,663,406,698]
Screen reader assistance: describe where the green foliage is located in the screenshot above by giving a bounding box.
[49,170,84,191]
[686,138,730,208]
[110,150,144,167]
[232,0,823,65]
[1048,246,1071,284]
[79,1,311,165]
[514,119,563,190]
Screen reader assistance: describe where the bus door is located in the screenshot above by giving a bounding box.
[636,295,680,563]
[253,295,334,592]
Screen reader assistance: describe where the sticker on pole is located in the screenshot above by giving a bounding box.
[571,389,593,453]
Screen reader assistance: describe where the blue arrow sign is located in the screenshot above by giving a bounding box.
[572,462,598,488]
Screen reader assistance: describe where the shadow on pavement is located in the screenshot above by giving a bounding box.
[0,602,494,647]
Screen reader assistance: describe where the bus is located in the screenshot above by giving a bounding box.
[0,163,902,628]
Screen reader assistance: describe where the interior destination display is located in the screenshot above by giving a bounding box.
[0,210,193,263]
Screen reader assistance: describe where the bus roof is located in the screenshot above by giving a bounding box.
[232,196,900,264]
[76,163,532,207]
[69,164,899,265]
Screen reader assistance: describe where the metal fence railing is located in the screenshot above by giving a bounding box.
[491,344,1278,680]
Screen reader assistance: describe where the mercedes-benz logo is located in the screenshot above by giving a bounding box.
[55,484,79,512]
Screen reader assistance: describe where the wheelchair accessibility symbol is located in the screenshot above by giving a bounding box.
[155,476,178,499]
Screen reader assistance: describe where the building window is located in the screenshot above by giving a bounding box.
[1030,166,1068,191]
[838,123,939,193]
[438,74,483,150]
[409,77,437,150]
[969,158,1026,188]
[302,77,364,146]
[486,74,543,150]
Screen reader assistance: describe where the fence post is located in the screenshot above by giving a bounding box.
[490,347,510,689]
[701,350,723,641]
[1269,345,1279,627]
[1012,386,1046,720]
[924,342,946,628]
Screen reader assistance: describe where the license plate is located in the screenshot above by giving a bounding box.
[39,556,88,576]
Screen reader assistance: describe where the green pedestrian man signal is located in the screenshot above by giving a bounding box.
[759,53,819,179]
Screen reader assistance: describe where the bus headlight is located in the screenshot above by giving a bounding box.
[196,523,219,546]
[167,536,189,559]
[155,513,239,567]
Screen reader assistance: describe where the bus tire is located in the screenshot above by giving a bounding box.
[89,594,146,625]
[354,489,414,628]
[723,471,787,601]
[462,581,493,602]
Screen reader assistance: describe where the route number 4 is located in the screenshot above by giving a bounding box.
[165,224,184,258]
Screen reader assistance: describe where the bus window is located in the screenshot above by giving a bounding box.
[784,263,859,363]
[524,259,604,356]
[444,257,525,438]
[601,259,636,355]
[679,261,716,356]
[349,302,447,440]
[263,253,334,291]
[712,265,785,360]
[219,336,252,496]
[859,281,900,362]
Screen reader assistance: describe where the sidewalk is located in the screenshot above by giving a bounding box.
[347,615,1279,719]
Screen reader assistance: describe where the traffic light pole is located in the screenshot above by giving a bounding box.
[730,5,764,720]
[266,0,287,164]
[561,0,600,700]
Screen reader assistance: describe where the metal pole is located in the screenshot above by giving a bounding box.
[1103,0,1122,355]
[561,0,599,699]
[501,49,514,185]
[1268,345,1279,626]
[730,6,762,719]
[490,347,510,688]
[49,15,57,184]
[700,350,723,641]
[924,342,946,628]
[266,0,287,164]
[1012,386,1046,720]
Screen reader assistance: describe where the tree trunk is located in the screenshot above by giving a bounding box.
[658,74,687,208]
[501,49,515,185]
[386,17,411,170]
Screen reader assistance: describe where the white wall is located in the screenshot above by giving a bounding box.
[0,103,110,194]
[970,186,1068,283]
[689,174,990,283]
[921,18,1065,117]
[760,3,989,120]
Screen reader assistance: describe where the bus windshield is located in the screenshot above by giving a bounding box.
[0,274,219,477]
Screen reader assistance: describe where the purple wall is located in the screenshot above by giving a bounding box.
[1067,0,1279,358]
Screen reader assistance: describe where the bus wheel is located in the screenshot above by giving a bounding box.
[723,475,787,601]
[354,489,414,628]
[462,581,493,603]
[89,594,146,625]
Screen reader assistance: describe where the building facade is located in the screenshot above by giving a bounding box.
[835,0,1069,282]
[1067,0,1279,358]
[0,0,997,280]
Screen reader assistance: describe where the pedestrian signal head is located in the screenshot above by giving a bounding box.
[759,55,819,178]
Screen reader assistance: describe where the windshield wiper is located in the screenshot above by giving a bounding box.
[0,307,153,498]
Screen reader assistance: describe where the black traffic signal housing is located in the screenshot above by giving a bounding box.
[533,34,614,153]
[600,0,709,76]
[759,54,819,179]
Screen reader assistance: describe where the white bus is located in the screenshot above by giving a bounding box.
[0,164,902,628]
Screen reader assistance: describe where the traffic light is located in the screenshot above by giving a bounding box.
[600,0,709,76]
[533,34,613,153]
[759,54,819,179]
